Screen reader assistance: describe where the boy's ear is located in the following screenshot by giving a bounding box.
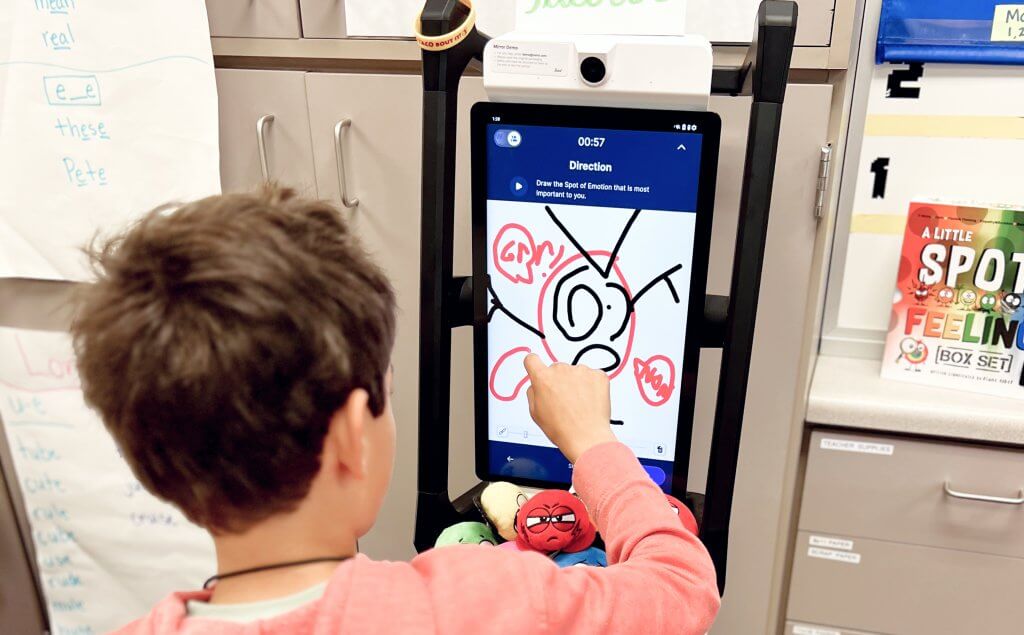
[326,388,372,479]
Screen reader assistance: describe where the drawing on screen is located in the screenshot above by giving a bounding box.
[488,205,681,408]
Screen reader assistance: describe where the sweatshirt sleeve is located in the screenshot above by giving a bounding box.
[413,442,720,635]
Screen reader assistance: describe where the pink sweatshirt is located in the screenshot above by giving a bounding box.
[115,442,720,634]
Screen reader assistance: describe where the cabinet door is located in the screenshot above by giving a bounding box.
[216,69,317,196]
[693,85,833,634]
[299,0,346,38]
[794,0,836,47]
[205,0,302,38]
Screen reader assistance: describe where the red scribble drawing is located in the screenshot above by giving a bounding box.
[633,355,676,406]
[489,346,532,401]
[492,223,566,285]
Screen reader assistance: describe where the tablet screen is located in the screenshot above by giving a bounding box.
[472,103,719,493]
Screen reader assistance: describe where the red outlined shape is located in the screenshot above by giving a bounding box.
[633,355,676,406]
[492,223,566,285]
[489,346,532,401]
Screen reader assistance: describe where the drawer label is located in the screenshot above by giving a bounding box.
[808,546,861,564]
[792,626,842,635]
[809,535,854,551]
[820,438,894,456]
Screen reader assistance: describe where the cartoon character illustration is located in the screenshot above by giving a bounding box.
[515,490,596,554]
[434,521,497,547]
[935,286,956,307]
[957,289,978,310]
[896,338,928,366]
[1000,293,1022,314]
[979,293,999,313]
[907,280,933,305]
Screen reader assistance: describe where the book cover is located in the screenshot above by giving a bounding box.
[881,201,1024,399]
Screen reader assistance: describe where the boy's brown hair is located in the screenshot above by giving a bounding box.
[71,186,396,533]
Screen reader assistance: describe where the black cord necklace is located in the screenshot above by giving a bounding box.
[203,556,353,589]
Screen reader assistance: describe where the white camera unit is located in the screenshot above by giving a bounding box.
[482,33,713,111]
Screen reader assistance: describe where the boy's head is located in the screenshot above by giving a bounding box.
[71,186,397,536]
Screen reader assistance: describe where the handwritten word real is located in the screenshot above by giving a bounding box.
[62,157,108,188]
[6,394,46,416]
[492,223,564,284]
[35,0,77,16]
[54,116,110,142]
[50,598,85,613]
[41,23,76,51]
[16,436,60,462]
[33,525,76,546]
[43,75,101,107]
[526,0,669,13]
[632,355,676,407]
[24,472,66,494]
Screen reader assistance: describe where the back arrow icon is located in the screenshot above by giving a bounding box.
[506,456,514,462]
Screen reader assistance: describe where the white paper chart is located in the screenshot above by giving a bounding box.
[0,1,221,281]
[0,328,215,634]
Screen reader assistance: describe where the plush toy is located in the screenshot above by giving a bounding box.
[553,546,607,568]
[434,521,497,548]
[666,494,699,535]
[515,489,596,554]
[479,481,528,542]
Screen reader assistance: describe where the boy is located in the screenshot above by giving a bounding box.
[72,186,719,634]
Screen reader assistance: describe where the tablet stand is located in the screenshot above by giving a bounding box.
[414,0,796,593]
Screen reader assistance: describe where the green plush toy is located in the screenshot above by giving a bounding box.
[479,481,527,542]
[434,521,498,547]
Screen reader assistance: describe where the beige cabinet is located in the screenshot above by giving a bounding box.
[215,69,317,196]
[299,0,347,38]
[697,84,833,634]
[795,0,836,46]
[205,0,302,38]
[304,73,487,560]
[788,430,1024,634]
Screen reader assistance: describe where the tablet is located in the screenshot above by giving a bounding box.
[471,102,719,494]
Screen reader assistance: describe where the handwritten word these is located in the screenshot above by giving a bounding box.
[54,117,110,142]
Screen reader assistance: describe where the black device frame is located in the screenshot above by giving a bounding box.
[468,102,721,495]
[414,0,797,594]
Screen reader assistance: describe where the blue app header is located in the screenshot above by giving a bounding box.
[486,124,704,213]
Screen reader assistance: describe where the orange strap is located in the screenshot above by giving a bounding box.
[414,0,476,51]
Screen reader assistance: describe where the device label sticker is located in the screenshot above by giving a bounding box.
[808,546,862,565]
[489,41,571,77]
[820,438,894,456]
[809,535,854,551]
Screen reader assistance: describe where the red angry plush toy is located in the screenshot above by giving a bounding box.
[666,493,699,535]
[515,490,595,554]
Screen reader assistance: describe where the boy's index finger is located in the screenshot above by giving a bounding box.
[523,353,546,379]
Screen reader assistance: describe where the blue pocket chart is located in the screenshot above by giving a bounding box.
[878,0,1024,65]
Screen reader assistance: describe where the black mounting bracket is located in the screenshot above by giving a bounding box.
[413,0,797,594]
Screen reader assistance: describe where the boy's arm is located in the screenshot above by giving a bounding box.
[411,442,718,635]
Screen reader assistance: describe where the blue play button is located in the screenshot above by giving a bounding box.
[510,176,528,197]
[643,465,667,486]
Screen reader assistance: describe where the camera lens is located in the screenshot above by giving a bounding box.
[580,56,606,84]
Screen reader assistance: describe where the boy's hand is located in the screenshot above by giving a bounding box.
[523,354,617,464]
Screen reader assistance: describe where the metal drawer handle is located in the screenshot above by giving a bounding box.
[944,481,1024,505]
[256,114,275,182]
[333,119,359,209]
